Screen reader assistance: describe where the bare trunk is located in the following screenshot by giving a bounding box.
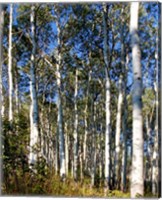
[55,127,59,174]
[8,4,13,123]
[83,67,92,166]
[121,53,129,192]
[79,141,83,182]
[73,68,78,181]
[91,100,97,187]
[103,3,111,190]
[145,116,152,190]
[65,122,69,176]
[115,75,123,188]
[29,5,39,167]
[152,80,158,196]
[55,15,66,179]
[130,2,144,197]
[15,68,19,114]
[99,123,103,184]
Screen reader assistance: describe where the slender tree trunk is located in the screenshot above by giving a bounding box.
[55,14,66,179]
[115,75,123,188]
[99,123,103,185]
[79,140,83,182]
[65,122,69,176]
[145,116,152,190]
[15,67,19,114]
[152,80,158,195]
[91,100,97,187]
[130,2,144,197]
[73,68,78,181]
[29,5,39,167]
[0,5,4,195]
[121,53,129,192]
[55,126,59,175]
[103,3,111,190]
[83,67,92,167]
[8,4,13,124]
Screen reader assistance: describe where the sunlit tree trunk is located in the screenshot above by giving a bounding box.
[55,13,66,179]
[103,3,111,190]
[115,75,123,188]
[91,100,97,187]
[29,5,39,167]
[152,79,158,195]
[8,4,13,124]
[99,123,103,184]
[73,68,78,181]
[83,66,92,168]
[145,115,152,190]
[79,140,83,182]
[130,2,144,197]
[55,126,59,174]
[14,66,19,114]
[83,65,92,173]
[65,122,69,176]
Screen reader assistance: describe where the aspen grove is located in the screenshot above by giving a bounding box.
[0,2,160,198]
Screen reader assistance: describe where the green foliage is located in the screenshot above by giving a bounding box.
[107,190,130,198]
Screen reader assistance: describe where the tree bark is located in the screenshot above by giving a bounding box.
[29,5,39,167]
[130,2,144,197]
[65,122,69,176]
[152,81,158,195]
[103,3,111,190]
[121,53,129,192]
[115,75,123,188]
[73,68,78,181]
[8,4,14,123]
[91,100,97,187]
[55,11,66,179]
[83,66,92,167]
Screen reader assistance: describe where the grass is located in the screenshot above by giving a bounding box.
[4,170,156,198]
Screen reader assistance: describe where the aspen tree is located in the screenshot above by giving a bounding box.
[29,5,39,167]
[55,6,66,179]
[73,68,78,181]
[103,3,111,190]
[8,4,13,124]
[130,2,144,197]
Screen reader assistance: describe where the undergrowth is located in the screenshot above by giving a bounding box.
[2,170,131,197]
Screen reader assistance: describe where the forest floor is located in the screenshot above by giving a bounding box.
[2,171,156,197]
[2,171,131,197]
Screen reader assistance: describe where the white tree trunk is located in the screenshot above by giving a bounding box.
[55,127,59,174]
[29,5,39,167]
[115,75,123,188]
[130,2,144,197]
[91,100,97,187]
[79,141,83,182]
[152,81,158,195]
[8,4,13,123]
[99,123,103,183]
[55,14,66,179]
[145,116,152,187]
[103,3,111,189]
[15,70,19,114]
[83,68,92,165]
[73,68,78,181]
[65,122,69,176]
